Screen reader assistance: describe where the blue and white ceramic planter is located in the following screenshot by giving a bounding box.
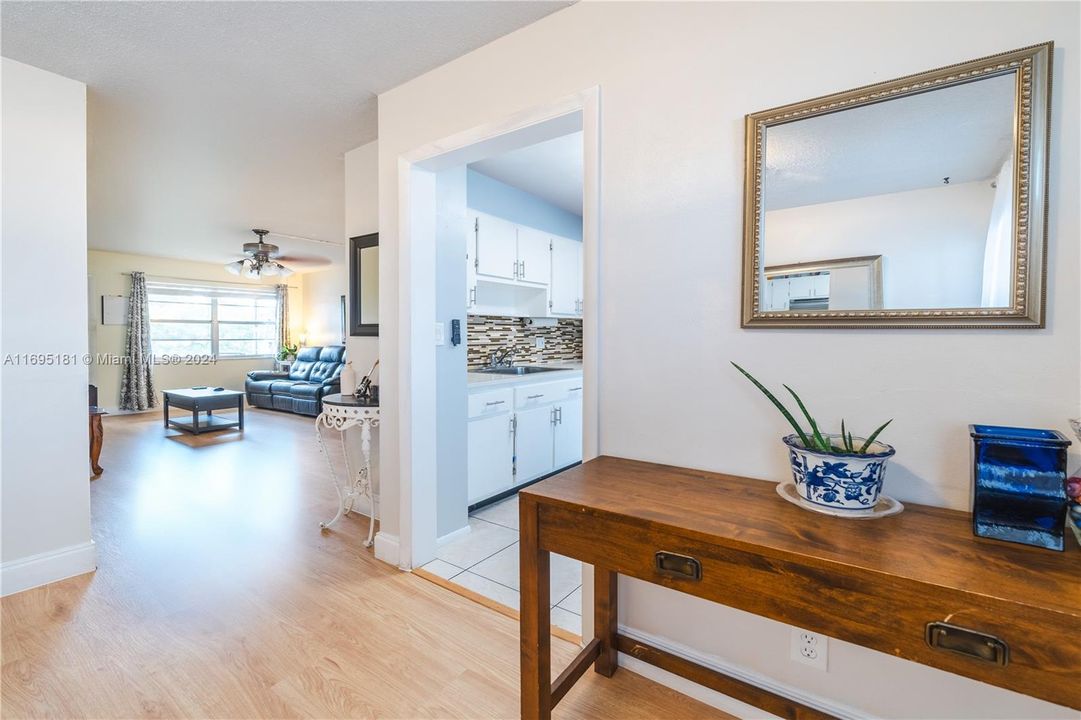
[784,434,896,511]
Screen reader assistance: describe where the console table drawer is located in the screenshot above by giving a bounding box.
[535,501,1080,707]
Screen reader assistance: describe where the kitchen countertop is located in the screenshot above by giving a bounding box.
[466,362,582,390]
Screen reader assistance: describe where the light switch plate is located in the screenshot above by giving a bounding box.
[434,322,445,346]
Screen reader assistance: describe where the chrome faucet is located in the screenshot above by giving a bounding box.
[489,346,515,368]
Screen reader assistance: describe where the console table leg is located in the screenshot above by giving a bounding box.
[520,494,551,720]
[594,566,619,677]
[89,414,104,476]
[316,416,347,530]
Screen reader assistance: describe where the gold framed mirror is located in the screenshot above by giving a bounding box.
[741,43,1052,328]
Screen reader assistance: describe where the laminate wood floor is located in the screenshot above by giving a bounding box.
[1,409,731,719]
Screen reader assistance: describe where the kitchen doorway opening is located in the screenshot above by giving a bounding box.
[395,89,600,638]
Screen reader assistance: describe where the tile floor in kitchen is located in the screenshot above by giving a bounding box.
[419,494,583,635]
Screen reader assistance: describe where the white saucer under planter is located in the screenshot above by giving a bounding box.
[783,433,896,512]
[776,482,904,518]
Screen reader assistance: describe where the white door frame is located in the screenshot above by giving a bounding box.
[395,87,601,573]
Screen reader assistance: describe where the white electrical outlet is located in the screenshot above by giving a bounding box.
[434,322,445,346]
[535,337,545,350]
[790,628,828,670]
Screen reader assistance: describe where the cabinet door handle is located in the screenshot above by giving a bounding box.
[569,387,582,392]
[526,394,544,400]
[469,287,476,306]
[557,407,563,424]
[520,260,526,277]
[485,400,505,406]
[512,260,518,278]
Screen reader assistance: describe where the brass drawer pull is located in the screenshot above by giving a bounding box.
[654,551,701,581]
[925,622,1009,666]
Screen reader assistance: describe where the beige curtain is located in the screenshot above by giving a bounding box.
[276,284,290,349]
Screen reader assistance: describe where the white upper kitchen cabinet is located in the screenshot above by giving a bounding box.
[516,226,551,285]
[811,273,831,299]
[466,222,478,309]
[549,236,582,316]
[785,274,815,300]
[473,211,518,280]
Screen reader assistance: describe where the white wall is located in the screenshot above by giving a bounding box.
[342,141,380,377]
[374,3,1079,718]
[302,141,379,363]
[302,263,347,347]
[764,181,994,309]
[1,58,96,594]
[435,167,468,539]
[467,167,583,240]
[87,250,304,409]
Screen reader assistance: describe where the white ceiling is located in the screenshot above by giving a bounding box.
[470,131,583,215]
[764,73,1016,211]
[1,1,569,270]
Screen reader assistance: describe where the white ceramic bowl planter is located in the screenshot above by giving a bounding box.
[784,433,896,510]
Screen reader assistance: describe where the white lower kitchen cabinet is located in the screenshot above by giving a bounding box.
[467,411,515,505]
[466,375,585,507]
[552,396,583,469]
[514,405,556,484]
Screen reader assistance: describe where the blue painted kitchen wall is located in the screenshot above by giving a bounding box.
[466,168,582,240]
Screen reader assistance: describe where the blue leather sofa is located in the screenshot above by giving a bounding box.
[245,345,346,416]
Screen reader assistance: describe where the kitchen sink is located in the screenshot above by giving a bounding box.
[474,366,563,375]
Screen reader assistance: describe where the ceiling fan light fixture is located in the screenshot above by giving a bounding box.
[226,229,301,280]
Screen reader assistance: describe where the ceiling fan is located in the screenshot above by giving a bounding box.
[224,228,298,279]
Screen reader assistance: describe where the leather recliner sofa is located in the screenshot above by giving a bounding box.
[245,345,346,416]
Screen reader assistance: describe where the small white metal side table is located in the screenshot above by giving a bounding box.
[315,393,379,546]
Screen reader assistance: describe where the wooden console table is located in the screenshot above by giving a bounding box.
[519,456,1080,719]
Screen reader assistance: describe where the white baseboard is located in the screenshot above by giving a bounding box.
[436,524,471,546]
[1,540,97,597]
[617,626,865,720]
[374,532,400,568]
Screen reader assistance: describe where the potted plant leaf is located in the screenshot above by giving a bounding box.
[732,362,895,511]
[277,342,298,363]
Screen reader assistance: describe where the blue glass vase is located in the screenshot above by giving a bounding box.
[970,425,1072,551]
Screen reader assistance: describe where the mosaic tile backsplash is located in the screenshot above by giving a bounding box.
[467,315,583,369]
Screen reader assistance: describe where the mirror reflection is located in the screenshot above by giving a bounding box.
[349,233,378,336]
[360,246,378,325]
[760,73,1016,311]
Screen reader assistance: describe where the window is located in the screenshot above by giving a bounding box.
[148,281,279,358]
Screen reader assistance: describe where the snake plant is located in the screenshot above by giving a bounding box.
[732,362,892,455]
